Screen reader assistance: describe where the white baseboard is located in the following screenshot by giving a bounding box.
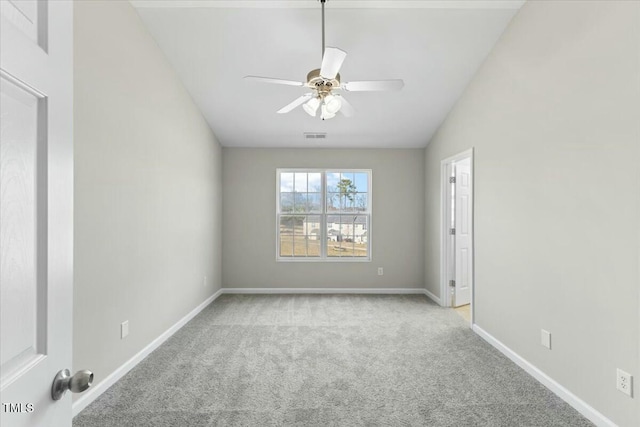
[220,287,425,294]
[72,289,224,417]
[72,287,456,418]
[73,287,425,416]
[472,325,616,427]
[423,289,442,305]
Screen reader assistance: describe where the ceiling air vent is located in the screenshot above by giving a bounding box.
[304,132,327,140]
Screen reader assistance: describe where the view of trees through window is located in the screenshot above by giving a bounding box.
[278,170,370,260]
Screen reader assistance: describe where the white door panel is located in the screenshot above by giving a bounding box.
[1,1,74,425]
[453,157,472,307]
[0,74,44,379]
[0,0,41,44]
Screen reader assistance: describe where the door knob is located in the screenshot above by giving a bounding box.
[51,369,94,400]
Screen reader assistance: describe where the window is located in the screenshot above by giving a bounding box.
[277,169,371,261]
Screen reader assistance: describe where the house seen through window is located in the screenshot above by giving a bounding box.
[277,169,371,261]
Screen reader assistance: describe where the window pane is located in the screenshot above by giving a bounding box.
[326,172,340,191]
[303,215,321,236]
[353,215,368,257]
[292,215,306,256]
[327,217,350,257]
[279,216,294,257]
[327,194,356,213]
[308,173,322,192]
[294,173,307,192]
[326,215,340,257]
[326,192,339,212]
[280,193,294,212]
[280,172,294,192]
[279,234,293,257]
[355,193,368,212]
[294,193,308,212]
[305,215,321,257]
[341,244,356,257]
[327,240,343,257]
[343,194,356,212]
[279,216,296,234]
[341,172,355,186]
[292,235,307,256]
[340,220,353,242]
[354,173,368,192]
[326,215,368,258]
[343,174,356,212]
[308,239,321,256]
[325,173,357,213]
[308,193,321,213]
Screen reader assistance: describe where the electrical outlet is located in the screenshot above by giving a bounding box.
[203,276,207,287]
[616,369,633,397]
[377,267,383,276]
[121,321,129,339]
[540,329,551,350]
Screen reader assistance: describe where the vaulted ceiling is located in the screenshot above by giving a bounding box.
[132,0,524,148]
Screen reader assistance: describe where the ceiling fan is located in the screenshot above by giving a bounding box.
[244,0,404,120]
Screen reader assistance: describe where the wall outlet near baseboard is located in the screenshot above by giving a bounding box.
[377,267,383,276]
[121,321,129,339]
[616,369,633,397]
[540,329,551,350]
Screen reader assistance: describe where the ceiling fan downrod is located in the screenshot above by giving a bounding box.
[321,0,326,58]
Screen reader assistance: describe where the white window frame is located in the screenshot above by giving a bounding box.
[276,168,372,262]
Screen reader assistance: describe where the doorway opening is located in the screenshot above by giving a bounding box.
[440,148,474,326]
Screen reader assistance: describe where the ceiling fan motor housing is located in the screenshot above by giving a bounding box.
[307,68,340,97]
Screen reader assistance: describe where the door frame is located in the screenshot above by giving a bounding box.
[440,148,474,324]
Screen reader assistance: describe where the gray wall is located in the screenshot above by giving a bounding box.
[424,1,639,425]
[223,148,424,289]
[73,0,222,394]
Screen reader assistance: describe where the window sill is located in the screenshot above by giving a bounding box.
[276,257,371,263]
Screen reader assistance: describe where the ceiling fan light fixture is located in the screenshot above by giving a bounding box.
[321,104,336,120]
[246,0,403,119]
[303,97,321,116]
[323,94,342,114]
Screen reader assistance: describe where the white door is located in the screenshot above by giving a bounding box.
[1,1,74,426]
[453,157,472,307]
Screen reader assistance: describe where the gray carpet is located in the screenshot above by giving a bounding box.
[74,294,592,426]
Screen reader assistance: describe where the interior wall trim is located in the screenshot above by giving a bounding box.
[221,287,427,294]
[423,289,442,305]
[72,289,224,417]
[130,1,526,11]
[472,324,616,427]
[72,287,432,416]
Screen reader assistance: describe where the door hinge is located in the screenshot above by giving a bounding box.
[449,228,455,235]
[449,176,456,184]
[449,280,455,287]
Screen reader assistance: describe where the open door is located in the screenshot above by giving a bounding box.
[453,157,472,307]
[441,149,474,315]
[1,1,81,426]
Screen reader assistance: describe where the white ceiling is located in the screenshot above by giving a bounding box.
[132,0,523,148]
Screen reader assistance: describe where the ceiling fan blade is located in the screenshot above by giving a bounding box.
[320,47,347,79]
[244,76,304,87]
[342,80,404,92]
[277,94,313,114]
[336,95,355,117]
